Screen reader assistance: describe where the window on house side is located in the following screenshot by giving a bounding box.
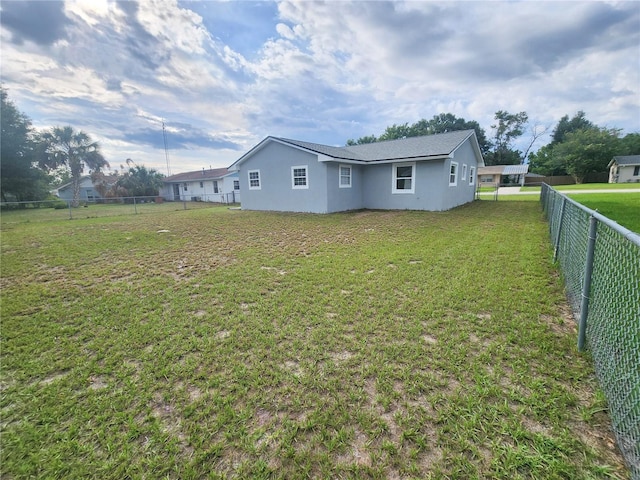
[184,183,188,191]
[292,166,308,189]
[461,164,467,182]
[634,166,640,176]
[213,180,219,193]
[248,170,261,190]
[339,165,352,188]
[392,163,415,194]
[199,181,204,188]
[469,166,476,186]
[449,162,458,186]
[234,180,240,190]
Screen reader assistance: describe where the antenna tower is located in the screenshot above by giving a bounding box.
[162,119,171,176]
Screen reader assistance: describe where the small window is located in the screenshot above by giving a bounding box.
[213,180,219,193]
[634,166,640,176]
[233,180,240,190]
[449,162,458,186]
[339,165,352,188]
[461,164,467,182]
[248,170,261,190]
[392,162,415,194]
[292,165,308,189]
[469,166,476,186]
[183,183,188,191]
[199,181,204,188]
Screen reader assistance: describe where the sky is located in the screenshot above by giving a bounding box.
[1,0,639,176]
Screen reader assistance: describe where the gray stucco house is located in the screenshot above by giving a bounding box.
[229,130,484,213]
[608,155,640,183]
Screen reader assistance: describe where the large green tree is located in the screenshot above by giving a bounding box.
[0,88,50,202]
[554,127,620,183]
[346,113,490,153]
[115,164,165,197]
[37,126,109,207]
[551,111,593,145]
[484,110,528,166]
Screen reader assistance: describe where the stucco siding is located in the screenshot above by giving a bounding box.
[325,163,364,212]
[362,161,447,211]
[239,142,328,213]
[440,140,478,210]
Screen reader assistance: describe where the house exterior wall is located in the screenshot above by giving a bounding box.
[238,142,328,213]
[362,161,447,210]
[57,177,100,202]
[325,163,364,212]
[161,173,240,202]
[441,140,478,209]
[610,164,640,183]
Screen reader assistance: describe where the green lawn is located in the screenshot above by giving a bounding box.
[0,202,629,479]
[566,193,640,233]
[522,183,640,192]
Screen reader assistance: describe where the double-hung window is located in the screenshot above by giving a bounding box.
[469,166,476,186]
[634,166,640,176]
[233,180,240,190]
[449,162,458,186]
[392,162,415,194]
[291,165,308,189]
[339,165,352,188]
[213,180,219,193]
[248,170,261,190]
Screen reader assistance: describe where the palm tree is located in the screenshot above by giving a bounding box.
[38,126,108,207]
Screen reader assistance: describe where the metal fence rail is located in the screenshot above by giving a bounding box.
[540,184,640,478]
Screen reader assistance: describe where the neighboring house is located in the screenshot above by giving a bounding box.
[477,164,529,187]
[55,175,117,202]
[228,130,484,213]
[608,155,640,183]
[160,167,240,203]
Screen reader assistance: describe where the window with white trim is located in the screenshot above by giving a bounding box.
[233,180,240,190]
[392,162,415,194]
[634,166,640,176]
[339,165,352,188]
[469,166,476,186]
[213,180,219,193]
[291,165,308,189]
[200,181,204,188]
[183,183,188,191]
[248,170,261,190]
[461,164,467,183]
[449,162,458,186]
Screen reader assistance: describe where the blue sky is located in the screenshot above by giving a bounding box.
[1,0,639,175]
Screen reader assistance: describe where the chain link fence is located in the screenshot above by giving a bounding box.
[541,184,640,478]
[1,195,238,224]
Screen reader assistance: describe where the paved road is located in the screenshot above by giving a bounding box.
[478,187,640,196]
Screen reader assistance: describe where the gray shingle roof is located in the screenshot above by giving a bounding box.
[163,167,231,183]
[612,155,640,166]
[276,129,476,163]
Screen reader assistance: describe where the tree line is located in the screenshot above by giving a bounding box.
[347,112,639,183]
[1,87,164,207]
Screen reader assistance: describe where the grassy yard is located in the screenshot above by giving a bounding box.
[566,193,640,233]
[522,183,640,192]
[0,201,629,479]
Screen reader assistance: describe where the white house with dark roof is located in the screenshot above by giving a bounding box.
[608,155,640,183]
[228,130,484,213]
[160,167,240,203]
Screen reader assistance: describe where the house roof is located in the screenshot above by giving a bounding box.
[57,174,118,191]
[230,130,484,169]
[477,164,529,176]
[163,167,233,183]
[609,155,640,167]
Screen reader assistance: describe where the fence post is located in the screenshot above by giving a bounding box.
[578,214,598,351]
[553,196,566,263]
[68,201,73,220]
[133,197,137,214]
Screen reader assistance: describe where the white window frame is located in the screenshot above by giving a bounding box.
[291,165,309,189]
[461,164,467,183]
[339,165,352,188]
[213,180,219,193]
[392,162,415,194]
[449,162,458,186]
[233,180,240,190]
[248,169,261,190]
[469,166,476,186]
